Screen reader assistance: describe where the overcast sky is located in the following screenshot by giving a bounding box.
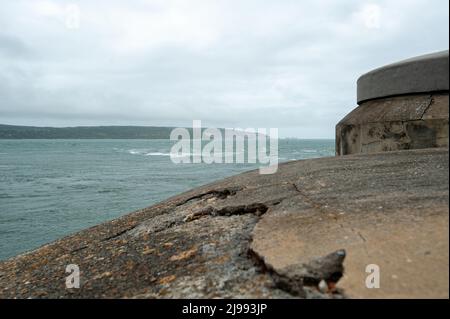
[0,0,448,137]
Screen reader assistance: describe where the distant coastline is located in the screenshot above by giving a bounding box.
[0,124,182,139]
[0,124,279,140]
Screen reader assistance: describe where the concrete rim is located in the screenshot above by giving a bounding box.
[357,50,449,104]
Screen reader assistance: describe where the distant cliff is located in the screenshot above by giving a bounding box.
[0,124,265,140]
[0,124,179,139]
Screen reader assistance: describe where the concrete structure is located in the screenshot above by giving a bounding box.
[337,50,449,155]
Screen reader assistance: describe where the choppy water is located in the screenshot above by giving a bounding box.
[0,139,334,260]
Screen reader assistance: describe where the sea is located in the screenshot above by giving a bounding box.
[0,139,334,260]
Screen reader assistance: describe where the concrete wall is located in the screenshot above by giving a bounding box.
[336,93,448,155]
[336,50,449,156]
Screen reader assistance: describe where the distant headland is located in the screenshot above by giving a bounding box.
[0,124,269,140]
[0,124,180,139]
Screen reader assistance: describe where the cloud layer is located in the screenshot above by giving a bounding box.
[0,0,448,137]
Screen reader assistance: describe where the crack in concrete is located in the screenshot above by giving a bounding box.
[101,225,137,242]
[70,245,88,254]
[248,247,347,298]
[184,202,271,222]
[291,183,334,216]
[175,187,242,207]
[291,182,368,249]
[96,183,348,298]
[420,95,434,120]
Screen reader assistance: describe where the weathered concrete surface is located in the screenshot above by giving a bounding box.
[357,50,449,104]
[251,148,449,298]
[336,93,449,155]
[0,148,448,299]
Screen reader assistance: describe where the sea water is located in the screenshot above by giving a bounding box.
[0,139,334,260]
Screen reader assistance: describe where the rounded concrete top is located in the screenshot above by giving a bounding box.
[357,50,449,104]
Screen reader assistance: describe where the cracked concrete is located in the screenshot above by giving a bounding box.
[0,148,448,299]
[419,95,435,120]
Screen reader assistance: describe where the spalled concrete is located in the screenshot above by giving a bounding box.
[0,148,448,299]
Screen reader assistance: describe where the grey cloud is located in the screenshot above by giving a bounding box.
[0,0,448,137]
[0,34,33,58]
